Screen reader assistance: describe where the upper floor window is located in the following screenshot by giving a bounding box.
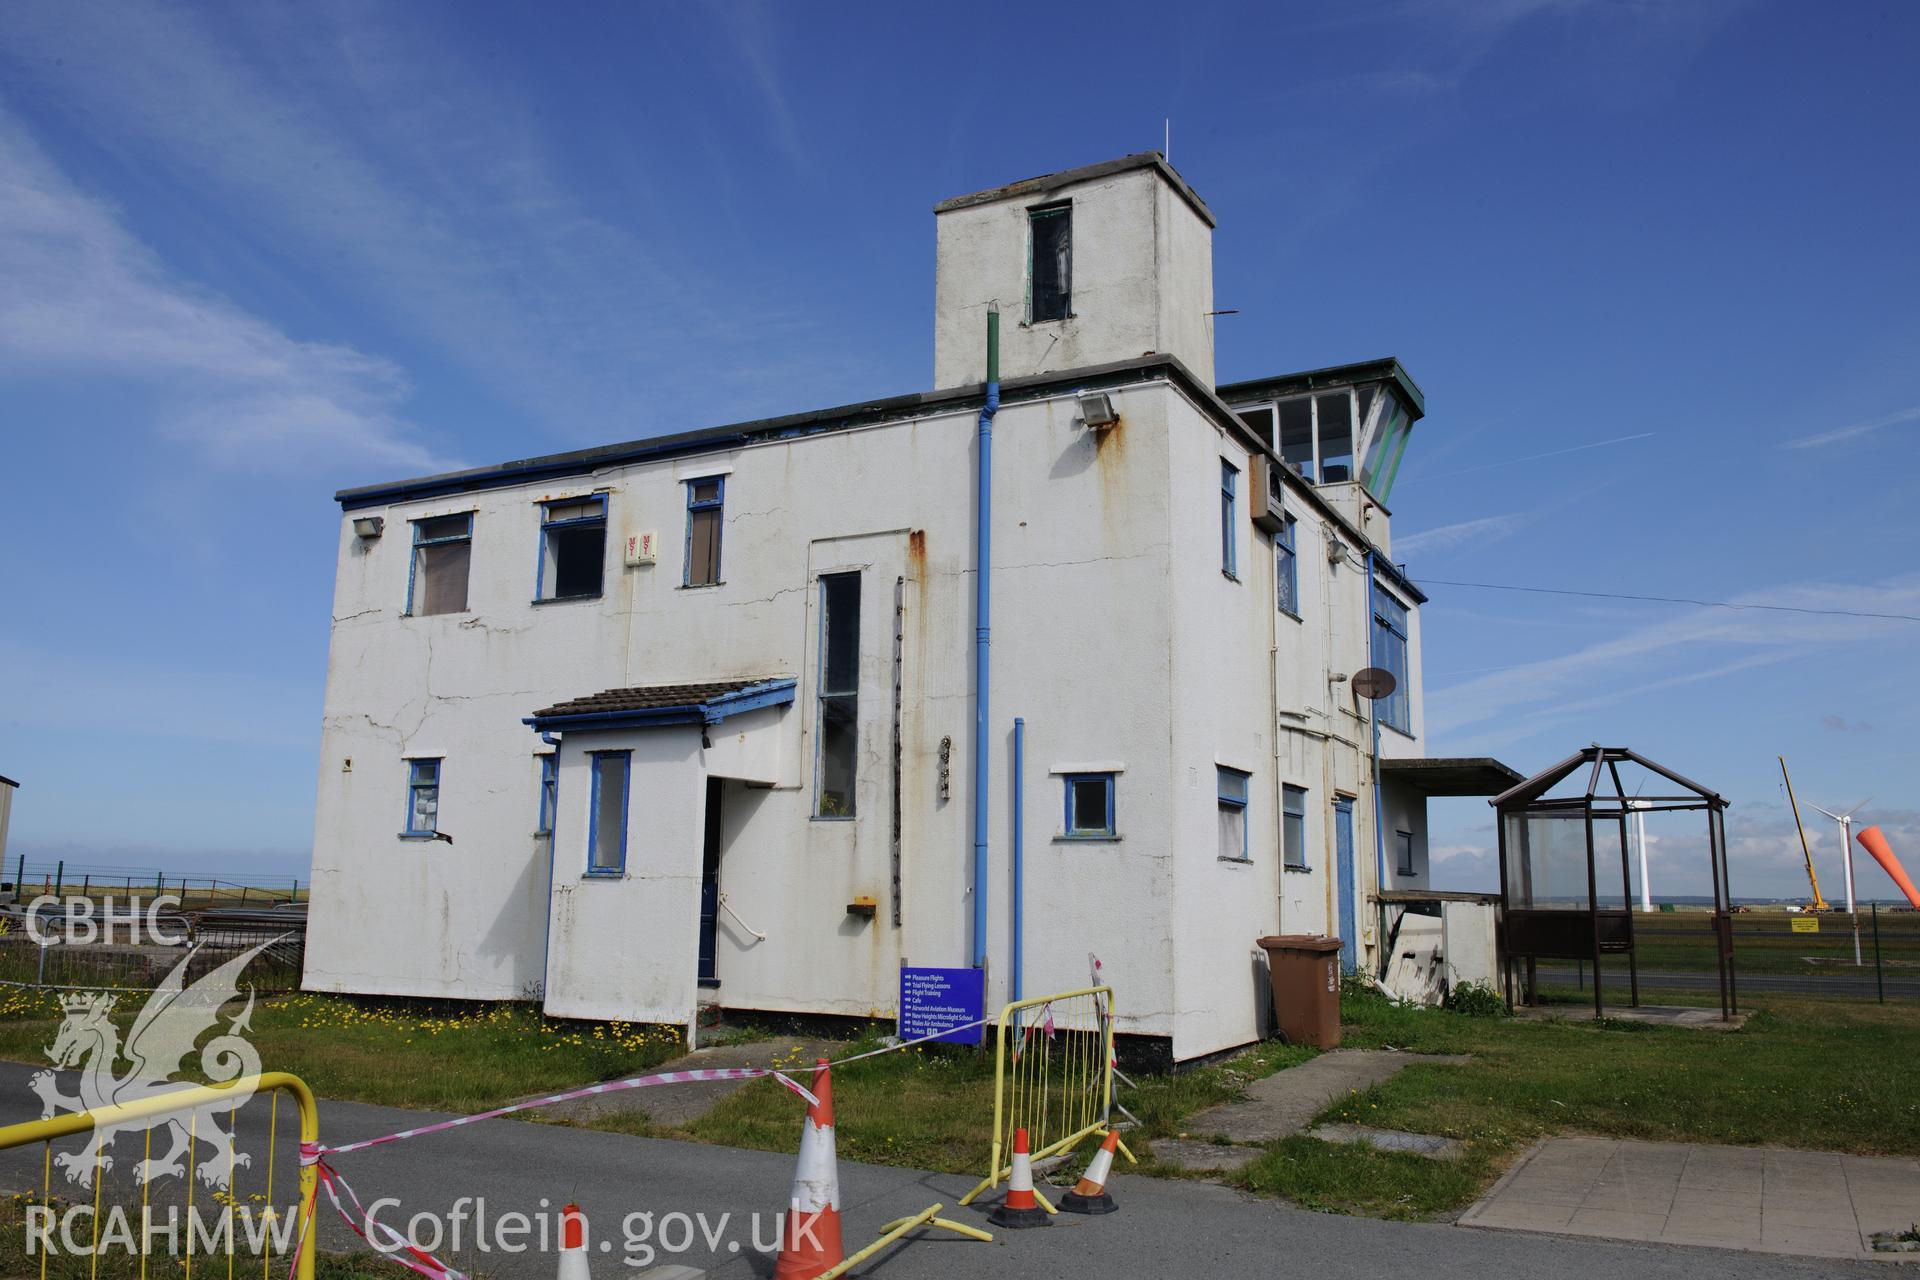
[815,572,861,817]
[1372,587,1411,734]
[1062,773,1117,840]
[1273,390,1358,484]
[403,758,441,837]
[684,478,725,587]
[408,515,472,616]
[1028,203,1071,323]
[1217,766,1250,861]
[1220,461,1239,579]
[1282,784,1308,869]
[587,750,630,876]
[1275,514,1299,616]
[1397,830,1417,877]
[538,495,606,601]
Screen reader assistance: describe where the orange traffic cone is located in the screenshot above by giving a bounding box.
[1060,1130,1121,1215]
[772,1059,845,1280]
[988,1127,1051,1229]
[556,1202,591,1280]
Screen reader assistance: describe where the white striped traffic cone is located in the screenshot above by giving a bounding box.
[1060,1130,1121,1215]
[556,1202,591,1280]
[772,1058,845,1280]
[988,1127,1051,1229]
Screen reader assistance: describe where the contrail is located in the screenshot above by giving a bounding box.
[1417,432,1655,481]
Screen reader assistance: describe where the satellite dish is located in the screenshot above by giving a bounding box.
[1351,666,1398,701]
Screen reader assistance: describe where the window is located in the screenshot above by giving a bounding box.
[1283,784,1308,869]
[1397,830,1416,877]
[408,515,472,616]
[1220,460,1239,579]
[1275,514,1299,616]
[1028,203,1071,323]
[538,496,606,601]
[1316,391,1355,482]
[1277,397,1315,480]
[1372,587,1411,734]
[1217,766,1250,861]
[403,758,441,837]
[1062,774,1116,839]
[815,572,860,817]
[587,751,629,875]
[536,754,558,836]
[684,478,724,586]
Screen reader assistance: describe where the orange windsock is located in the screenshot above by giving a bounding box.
[1858,827,1920,910]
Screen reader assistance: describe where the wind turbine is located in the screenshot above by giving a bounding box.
[1810,797,1872,965]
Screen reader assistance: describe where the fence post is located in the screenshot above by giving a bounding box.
[1872,902,1885,1004]
[36,939,47,988]
[52,861,62,899]
[11,853,19,891]
[80,874,89,897]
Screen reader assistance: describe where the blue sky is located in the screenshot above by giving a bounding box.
[1,1,1916,898]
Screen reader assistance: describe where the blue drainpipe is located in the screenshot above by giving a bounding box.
[972,310,999,970]
[1012,715,1025,1002]
[1366,550,1388,975]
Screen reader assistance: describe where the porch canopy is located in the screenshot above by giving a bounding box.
[1380,756,1523,796]
[524,678,797,735]
[1491,745,1735,1020]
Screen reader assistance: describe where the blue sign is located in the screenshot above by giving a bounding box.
[898,966,986,1045]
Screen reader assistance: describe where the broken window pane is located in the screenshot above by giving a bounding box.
[410,515,472,616]
[1316,392,1355,483]
[1029,203,1071,323]
[816,572,861,817]
[1277,397,1314,480]
[589,752,629,874]
[685,478,725,586]
[540,496,606,600]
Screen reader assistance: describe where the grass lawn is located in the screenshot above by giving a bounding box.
[1589,910,1920,975]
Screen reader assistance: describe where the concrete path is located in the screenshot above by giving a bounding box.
[531,1036,841,1128]
[1182,1050,1471,1144]
[1460,1136,1920,1262]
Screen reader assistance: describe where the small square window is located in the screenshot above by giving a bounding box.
[539,496,607,601]
[1217,766,1250,861]
[1063,774,1116,839]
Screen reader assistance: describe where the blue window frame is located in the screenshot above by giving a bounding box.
[407,514,472,616]
[1275,514,1299,616]
[586,751,630,876]
[1217,766,1250,861]
[1062,773,1116,839]
[537,495,607,601]
[684,477,725,586]
[1220,461,1239,579]
[1371,586,1411,734]
[403,758,441,837]
[536,754,558,836]
[1283,783,1308,869]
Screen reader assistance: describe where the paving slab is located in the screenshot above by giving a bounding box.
[1148,1138,1263,1173]
[1308,1123,1466,1161]
[1183,1050,1470,1144]
[1462,1136,1920,1262]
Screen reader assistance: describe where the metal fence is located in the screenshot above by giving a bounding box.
[0,919,306,994]
[4,858,304,909]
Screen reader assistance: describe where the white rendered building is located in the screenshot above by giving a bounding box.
[305,154,1515,1062]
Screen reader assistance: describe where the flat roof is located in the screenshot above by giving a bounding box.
[934,152,1217,229]
[1381,756,1525,796]
[0,775,16,789]
[1218,358,1427,419]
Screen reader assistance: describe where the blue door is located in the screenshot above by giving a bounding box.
[1334,798,1357,974]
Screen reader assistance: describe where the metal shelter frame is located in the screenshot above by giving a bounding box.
[1492,746,1737,1020]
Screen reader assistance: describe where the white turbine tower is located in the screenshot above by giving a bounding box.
[1809,797,1872,965]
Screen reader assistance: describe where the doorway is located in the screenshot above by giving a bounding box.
[698,778,722,988]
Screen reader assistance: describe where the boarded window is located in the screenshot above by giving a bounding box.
[1283,784,1308,869]
[816,572,860,817]
[409,515,472,616]
[540,497,606,600]
[685,478,724,586]
[1064,773,1116,838]
[405,758,441,835]
[1029,203,1071,323]
[589,752,629,875]
[1218,766,1250,861]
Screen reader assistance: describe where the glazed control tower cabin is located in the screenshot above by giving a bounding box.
[306,153,1513,1063]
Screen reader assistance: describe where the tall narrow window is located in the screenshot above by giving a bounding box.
[1372,587,1411,734]
[1028,203,1071,323]
[1283,784,1308,869]
[408,515,472,616]
[536,754,558,836]
[404,758,441,837]
[587,751,629,875]
[1277,396,1315,480]
[1217,766,1250,861]
[1220,460,1239,579]
[1275,514,1299,616]
[1316,391,1356,483]
[684,477,725,586]
[538,496,607,601]
[815,572,861,817]
[1397,830,1417,876]
[1062,773,1116,839]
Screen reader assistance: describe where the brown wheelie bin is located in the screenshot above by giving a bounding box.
[1257,935,1343,1048]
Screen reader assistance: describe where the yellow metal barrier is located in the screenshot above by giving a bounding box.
[958,985,1133,1208]
[0,1072,319,1280]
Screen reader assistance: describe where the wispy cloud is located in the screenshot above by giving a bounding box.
[1417,431,1654,482]
[1822,715,1874,734]
[1786,405,1920,450]
[1395,512,1529,557]
[0,107,449,474]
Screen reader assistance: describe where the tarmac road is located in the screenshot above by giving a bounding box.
[0,1060,1886,1278]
